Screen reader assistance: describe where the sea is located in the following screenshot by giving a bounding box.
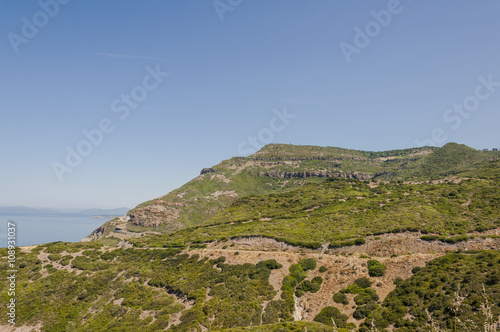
[0,213,109,247]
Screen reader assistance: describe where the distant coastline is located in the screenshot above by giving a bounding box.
[0,206,130,216]
[0,213,109,247]
[90,215,123,219]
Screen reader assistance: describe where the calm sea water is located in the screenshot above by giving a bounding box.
[0,213,109,247]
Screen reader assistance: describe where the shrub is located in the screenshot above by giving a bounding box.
[393,277,403,285]
[289,264,307,283]
[309,283,321,293]
[440,235,469,244]
[210,256,226,265]
[257,259,282,270]
[364,288,379,301]
[367,260,386,277]
[299,280,313,292]
[282,276,298,290]
[311,276,323,285]
[48,254,62,262]
[354,302,379,321]
[348,283,367,294]
[101,251,117,261]
[299,258,317,271]
[411,266,422,274]
[420,235,440,241]
[319,266,327,273]
[330,238,365,248]
[333,292,348,305]
[354,238,366,245]
[44,242,67,254]
[354,277,372,289]
[353,306,367,320]
[313,306,348,328]
[354,292,372,306]
[60,255,72,266]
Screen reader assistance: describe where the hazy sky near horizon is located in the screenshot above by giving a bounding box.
[1,1,500,209]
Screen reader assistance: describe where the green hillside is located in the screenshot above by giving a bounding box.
[92,143,498,239]
[131,160,500,249]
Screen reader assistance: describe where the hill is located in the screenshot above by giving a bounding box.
[130,163,500,249]
[89,143,499,240]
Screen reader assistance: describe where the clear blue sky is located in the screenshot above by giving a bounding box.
[1,0,499,209]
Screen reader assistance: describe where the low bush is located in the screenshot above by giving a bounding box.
[333,292,348,305]
[354,277,372,289]
[313,306,349,328]
[47,254,62,262]
[367,259,386,277]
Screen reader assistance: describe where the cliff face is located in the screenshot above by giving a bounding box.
[128,202,183,229]
[257,170,372,180]
[90,143,495,235]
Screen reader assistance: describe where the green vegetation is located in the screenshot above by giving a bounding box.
[404,143,489,179]
[120,143,498,234]
[333,292,348,305]
[361,251,500,331]
[218,321,336,332]
[130,159,500,249]
[334,278,380,321]
[367,260,386,277]
[330,238,366,248]
[354,277,372,289]
[313,306,351,329]
[0,244,286,331]
[262,259,319,323]
[421,234,470,243]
